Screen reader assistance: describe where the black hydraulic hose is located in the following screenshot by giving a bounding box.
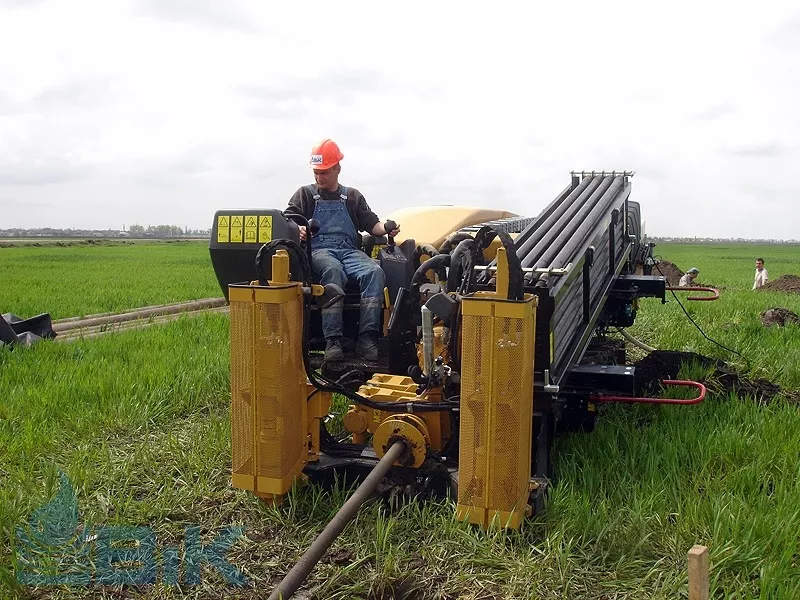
[319,425,366,458]
[411,253,450,292]
[283,213,315,278]
[438,232,473,255]
[461,225,524,300]
[255,239,312,286]
[413,244,440,262]
[300,300,454,413]
[446,238,475,292]
[266,440,407,600]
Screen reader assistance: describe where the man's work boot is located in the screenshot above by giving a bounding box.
[356,333,379,362]
[324,337,344,362]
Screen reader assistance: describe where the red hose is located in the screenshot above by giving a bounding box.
[590,379,706,405]
[665,286,720,301]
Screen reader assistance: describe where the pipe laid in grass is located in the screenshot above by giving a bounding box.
[267,441,406,600]
[53,297,227,332]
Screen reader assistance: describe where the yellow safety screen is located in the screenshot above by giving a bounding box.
[456,295,536,529]
[229,284,307,498]
[230,299,254,485]
[254,300,305,484]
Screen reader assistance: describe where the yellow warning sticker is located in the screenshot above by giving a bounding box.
[244,215,258,243]
[217,215,229,243]
[258,215,273,243]
[230,215,243,243]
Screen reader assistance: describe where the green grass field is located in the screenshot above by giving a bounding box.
[0,241,221,320]
[1,242,799,599]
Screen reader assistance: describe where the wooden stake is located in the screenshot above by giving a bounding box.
[688,545,709,600]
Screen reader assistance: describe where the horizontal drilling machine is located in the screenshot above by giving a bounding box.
[208,172,708,593]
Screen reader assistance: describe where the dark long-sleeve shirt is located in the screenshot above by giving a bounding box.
[284,184,380,233]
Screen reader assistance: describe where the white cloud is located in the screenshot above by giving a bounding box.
[0,0,799,239]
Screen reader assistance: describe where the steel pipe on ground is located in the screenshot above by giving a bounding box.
[52,300,200,324]
[54,306,229,342]
[53,298,227,332]
[267,441,406,600]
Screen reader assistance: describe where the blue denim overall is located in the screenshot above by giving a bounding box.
[308,185,385,339]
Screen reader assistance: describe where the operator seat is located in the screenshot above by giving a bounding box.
[305,232,417,353]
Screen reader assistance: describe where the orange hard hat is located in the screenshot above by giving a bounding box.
[309,139,344,170]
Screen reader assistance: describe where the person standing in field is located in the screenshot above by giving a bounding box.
[679,267,699,287]
[753,258,768,289]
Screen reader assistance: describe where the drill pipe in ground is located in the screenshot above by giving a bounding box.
[267,441,407,600]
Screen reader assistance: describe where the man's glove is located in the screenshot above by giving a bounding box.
[384,220,400,237]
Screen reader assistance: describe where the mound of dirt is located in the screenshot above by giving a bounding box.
[653,261,684,286]
[760,307,800,327]
[760,274,800,294]
[632,350,786,403]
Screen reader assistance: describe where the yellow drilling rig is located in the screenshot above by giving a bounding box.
[208,171,708,598]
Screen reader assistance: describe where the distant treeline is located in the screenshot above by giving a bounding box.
[0,226,211,239]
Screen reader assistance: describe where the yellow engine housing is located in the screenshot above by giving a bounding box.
[455,288,538,530]
[343,374,452,463]
[228,250,331,505]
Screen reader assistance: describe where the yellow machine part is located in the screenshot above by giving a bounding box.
[228,251,313,504]
[306,383,332,463]
[416,323,448,369]
[343,374,451,453]
[384,205,519,250]
[373,413,431,468]
[455,290,537,530]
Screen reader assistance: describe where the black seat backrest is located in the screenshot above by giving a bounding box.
[378,239,416,304]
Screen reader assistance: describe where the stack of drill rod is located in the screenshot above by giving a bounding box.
[513,172,634,386]
[514,173,631,280]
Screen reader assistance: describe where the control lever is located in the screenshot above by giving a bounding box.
[384,220,398,253]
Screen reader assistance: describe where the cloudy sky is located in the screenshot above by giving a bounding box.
[1,0,799,239]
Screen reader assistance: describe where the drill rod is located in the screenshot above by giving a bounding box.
[267,440,406,600]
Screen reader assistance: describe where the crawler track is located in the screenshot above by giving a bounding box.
[53,298,229,342]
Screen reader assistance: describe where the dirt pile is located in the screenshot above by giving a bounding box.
[653,261,684,286]
[760,274,800,294]
[760,307,799,327]
[632,350,787,403]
